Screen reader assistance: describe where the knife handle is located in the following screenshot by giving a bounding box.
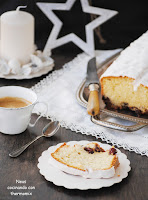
[87,84,100,116]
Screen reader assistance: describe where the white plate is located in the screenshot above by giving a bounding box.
[0,63,54,80]
[37,141,131,190]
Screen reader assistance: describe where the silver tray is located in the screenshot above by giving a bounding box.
[76,53,147,132]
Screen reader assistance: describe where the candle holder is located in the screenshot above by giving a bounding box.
[0,46,54,80]
[0,7,54,79]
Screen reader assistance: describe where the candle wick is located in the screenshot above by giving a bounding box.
[16,6,27,11]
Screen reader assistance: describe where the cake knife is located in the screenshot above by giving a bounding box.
[85,57,100,116]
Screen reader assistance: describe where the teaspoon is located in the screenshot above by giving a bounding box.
[9,121,60,158]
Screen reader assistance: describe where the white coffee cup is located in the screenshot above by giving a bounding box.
[0,86,48,135]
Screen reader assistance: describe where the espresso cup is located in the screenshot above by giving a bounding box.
[0,86,48,135]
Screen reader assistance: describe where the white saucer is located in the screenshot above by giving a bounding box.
[0,63,54,80]
[37,141,131,190]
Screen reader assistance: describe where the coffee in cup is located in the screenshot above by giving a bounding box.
[0,97,31,108]
[0,86,48,135]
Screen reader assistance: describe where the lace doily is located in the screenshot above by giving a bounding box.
[32,50,148,157]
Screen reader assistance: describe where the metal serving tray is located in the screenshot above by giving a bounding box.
[76,53,147,132]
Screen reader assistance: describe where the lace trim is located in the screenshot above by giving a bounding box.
[32,53,148,157]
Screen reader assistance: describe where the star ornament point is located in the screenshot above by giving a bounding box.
[37,0,118,56]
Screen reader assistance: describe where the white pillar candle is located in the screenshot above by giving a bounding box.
[0,7,34,64]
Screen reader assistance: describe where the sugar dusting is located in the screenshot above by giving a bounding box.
[133,47,148,91]
[101,31,148,89]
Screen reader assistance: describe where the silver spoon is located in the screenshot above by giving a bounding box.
[9,121,60,158]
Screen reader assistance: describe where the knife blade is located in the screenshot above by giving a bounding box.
[85,57,100,116]
[85,57,99,87]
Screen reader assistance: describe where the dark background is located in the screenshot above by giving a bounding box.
[0,1,148,200]
[0,0,148,54]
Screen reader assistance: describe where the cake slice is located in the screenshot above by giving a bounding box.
[49,142,119,179]
[100,31,148,115]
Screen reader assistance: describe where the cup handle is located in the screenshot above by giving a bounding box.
[29,102,48,127]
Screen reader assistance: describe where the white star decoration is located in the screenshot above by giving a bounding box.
[37,0,118,56]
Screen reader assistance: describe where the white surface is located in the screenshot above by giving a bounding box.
[101,31,148,90]
[1,8,34,64]
[32,50,148,157]
[37,0,118,56]
[38,141,131,190]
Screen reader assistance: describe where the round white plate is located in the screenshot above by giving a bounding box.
[37,141,131,190]
[0,63,54,80]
